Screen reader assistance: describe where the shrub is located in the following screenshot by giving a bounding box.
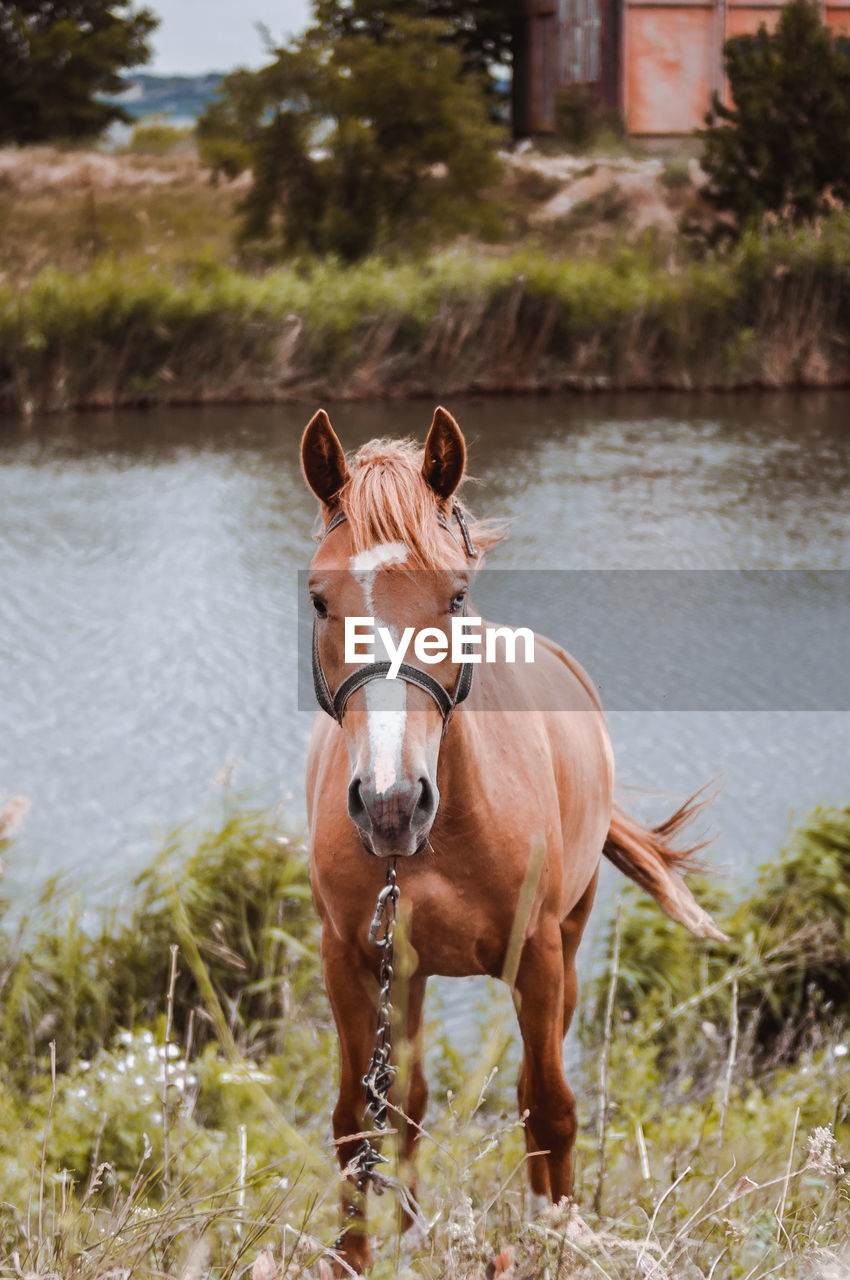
[554,85,624,150]
[0,804,320,1087]
[701,0,850,228]
[126,118,193,156]
[585,804,850,1072]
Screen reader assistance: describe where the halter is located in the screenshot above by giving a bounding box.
[311,502,477,734]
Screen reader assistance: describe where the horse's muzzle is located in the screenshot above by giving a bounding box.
[347,772,438,857]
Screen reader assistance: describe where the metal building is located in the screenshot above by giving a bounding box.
[514,0,850,135]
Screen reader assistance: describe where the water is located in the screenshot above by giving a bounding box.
[2,393,849,990]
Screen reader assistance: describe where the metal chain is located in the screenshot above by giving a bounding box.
[351,856,400,1194]
[334,859,399,1250]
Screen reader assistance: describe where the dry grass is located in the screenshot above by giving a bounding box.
[0,147,241,286]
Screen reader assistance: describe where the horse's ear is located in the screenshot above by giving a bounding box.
[422,406,466,500]
[301,410,350,506]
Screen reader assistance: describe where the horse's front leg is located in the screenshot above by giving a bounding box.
[396,974,428,1233]
[514,914,577,1204]
[322,936,377,1277]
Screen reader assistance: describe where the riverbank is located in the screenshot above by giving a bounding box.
[1,798,848,1278]
[4,223,850,415]
[2,148,850,413]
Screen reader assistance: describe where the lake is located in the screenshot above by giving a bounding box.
[2,392,849,1032]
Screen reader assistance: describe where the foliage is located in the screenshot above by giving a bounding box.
[585,804,850,1071]
[0,803,321,1088]
[0,800,848,1277]
[700,0,850,227]
[313,0,515,83]
[197,14,503,261]
[0,1,158,144]
[3,205,850,411]
[554,85,624,150]
[125,118,193,156]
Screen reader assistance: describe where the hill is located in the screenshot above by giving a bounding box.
[108,72,224,125]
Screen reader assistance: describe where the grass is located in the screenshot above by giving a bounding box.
[2,213,850,413]
[0,155,239,286]
[1,148,850,411]
[0,798,848,1277]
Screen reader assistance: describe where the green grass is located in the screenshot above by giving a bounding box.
[0,800,848,1278]
[2,207,850,413]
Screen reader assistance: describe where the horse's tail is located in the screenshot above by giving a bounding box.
[603,793,728,941]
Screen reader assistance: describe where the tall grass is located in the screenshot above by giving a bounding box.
[3,211,850,414]
[0,801,848,1278]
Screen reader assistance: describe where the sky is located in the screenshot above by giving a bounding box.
[146,0,313,75]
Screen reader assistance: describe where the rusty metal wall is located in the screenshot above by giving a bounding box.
[516,0,850,137]
[623,0,850,133]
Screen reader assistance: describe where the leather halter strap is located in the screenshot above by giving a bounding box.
[311,503,476,731]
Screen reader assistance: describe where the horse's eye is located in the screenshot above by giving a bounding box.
[312,597,328,619]
[450,591,467,615]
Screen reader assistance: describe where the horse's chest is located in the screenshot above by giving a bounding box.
[401,860,543,979]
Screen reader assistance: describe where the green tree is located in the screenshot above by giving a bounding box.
[700,0,850,227]
[313,0,515,84]
[0,1,158,144]
[198,14,503,261]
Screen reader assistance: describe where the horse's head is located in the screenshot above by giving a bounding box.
[302,407,481,858]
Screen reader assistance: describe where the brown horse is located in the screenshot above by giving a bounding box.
[302,406,723,1275]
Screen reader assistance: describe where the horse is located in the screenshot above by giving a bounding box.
[301,406,724,1275]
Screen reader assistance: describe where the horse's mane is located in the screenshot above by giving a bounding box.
[322,437,507,568]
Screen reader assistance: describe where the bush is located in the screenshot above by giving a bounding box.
[585,803,850,1073]
[0,803,320,1087]
[126,118,193,156]
[554,85,624,150]
[701,0,850,228]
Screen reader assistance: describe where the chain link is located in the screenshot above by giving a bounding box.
[336,854,400,1255]
[353,856,399,1193]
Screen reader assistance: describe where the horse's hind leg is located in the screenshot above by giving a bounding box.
[514,914,576,1204]
[561,871,598,1039]
[322,937,377,1277]
[517,872,598,1211]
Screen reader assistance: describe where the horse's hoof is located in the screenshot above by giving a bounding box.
[526,1190,550,1219]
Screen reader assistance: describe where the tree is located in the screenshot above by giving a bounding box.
[700,0,850,227]
[0,1,158,144]
[198,14,503,261]
[313,0,515,83]
[311,0,518,130]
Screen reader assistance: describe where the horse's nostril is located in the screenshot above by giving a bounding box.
[413,774,437,829]
[347,775,371,830]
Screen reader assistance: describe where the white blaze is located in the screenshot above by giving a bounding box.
[365,678,407,797]
[350,541,408,610]
[350,542,409,797]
